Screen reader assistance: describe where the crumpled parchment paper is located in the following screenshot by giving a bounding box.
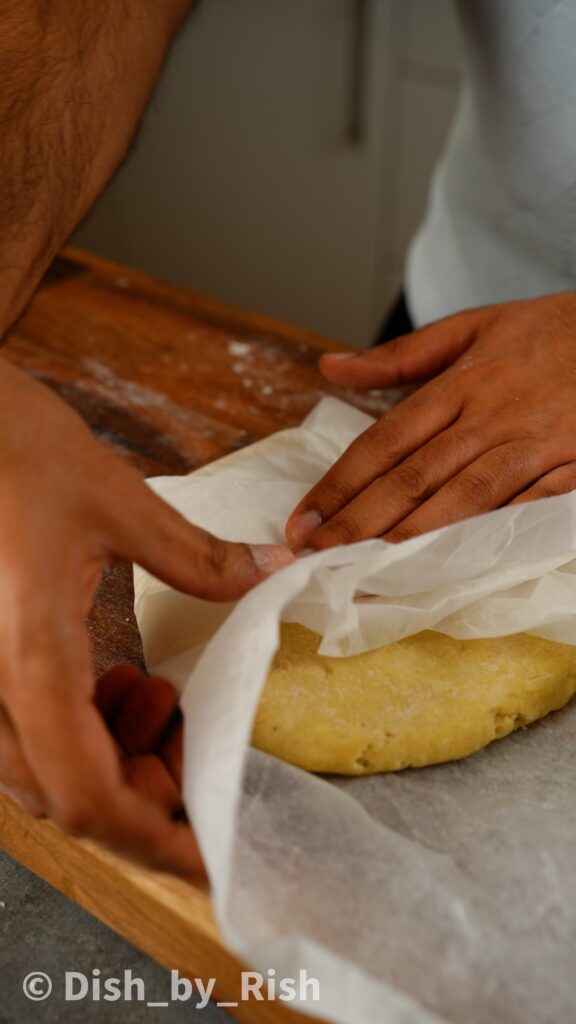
[134,397,576,1024]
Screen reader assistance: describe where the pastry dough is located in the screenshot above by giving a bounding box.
[251,623,576,774]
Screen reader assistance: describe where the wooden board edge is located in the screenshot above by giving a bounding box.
[0,792,319,1024]
[60,247,351,355]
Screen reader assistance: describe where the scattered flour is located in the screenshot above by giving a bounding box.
[228,340,252,357]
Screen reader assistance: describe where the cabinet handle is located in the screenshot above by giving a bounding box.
[347,0,371,145]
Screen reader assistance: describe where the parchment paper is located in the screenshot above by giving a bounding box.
[134,398,576,1024]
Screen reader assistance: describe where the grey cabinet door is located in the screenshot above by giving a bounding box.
[75,0,462,345]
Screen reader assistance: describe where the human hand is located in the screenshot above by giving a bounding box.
[0,356,292,874]
[94,663,194,859]
[286,293,576,550]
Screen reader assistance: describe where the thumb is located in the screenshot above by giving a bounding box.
[320,306,495,389]
[109,478,294,602]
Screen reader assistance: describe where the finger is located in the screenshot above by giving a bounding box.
[383,441,549,543]
[96,670,184,813]
[509,463,576,505]
[94,664,145,722]
[286,381,462,549]
[122,754,183,816]
[319,306,496,389]
[159,722,183,790]
[23,698,202,874]
[300,422,492,548]
[96,666,184,787]
[112,676,180,756]
[0,704,46,818]
[104,474,294,602]
[10,617,203,875]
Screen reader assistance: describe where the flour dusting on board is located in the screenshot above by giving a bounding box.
[228,340,253,357]
[81,358,212,433]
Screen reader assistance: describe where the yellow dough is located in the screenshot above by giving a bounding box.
[251,623,576,775]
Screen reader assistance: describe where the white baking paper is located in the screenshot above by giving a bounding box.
[134,398,576,1024]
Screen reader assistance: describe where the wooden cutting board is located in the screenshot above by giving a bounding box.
[0,248,389,1022]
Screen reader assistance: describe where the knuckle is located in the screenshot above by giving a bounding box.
[531,485,560,500]
[533,475,576,500]
[451,470,496,507]
[494,444,531,477]
[448,426,482,457]
[447,443,536,510]
[387,462,432,505]
[318,517,363,547]
[385,521,422,544]
[315,476,352,514]
[369,419,403,461]
[375,337,403,364]
[201,534,230,576]
[385,336,402,356]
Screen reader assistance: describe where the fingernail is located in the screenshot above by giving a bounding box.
[250,544,295,576]
[323,351,356,361]
[287,509,322,547]
[295,547,316,559]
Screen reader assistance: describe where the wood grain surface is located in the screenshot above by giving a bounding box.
[0,247,390,1021]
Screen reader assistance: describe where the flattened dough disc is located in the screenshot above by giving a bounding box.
[251,623,576,775]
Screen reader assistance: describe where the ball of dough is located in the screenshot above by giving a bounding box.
[251,623,576,774]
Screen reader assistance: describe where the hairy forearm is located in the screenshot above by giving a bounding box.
[0,0,193,340]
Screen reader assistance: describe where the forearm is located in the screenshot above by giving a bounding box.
[0,0,193,340]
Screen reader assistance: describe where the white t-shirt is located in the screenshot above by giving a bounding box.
[406,0,576,328]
